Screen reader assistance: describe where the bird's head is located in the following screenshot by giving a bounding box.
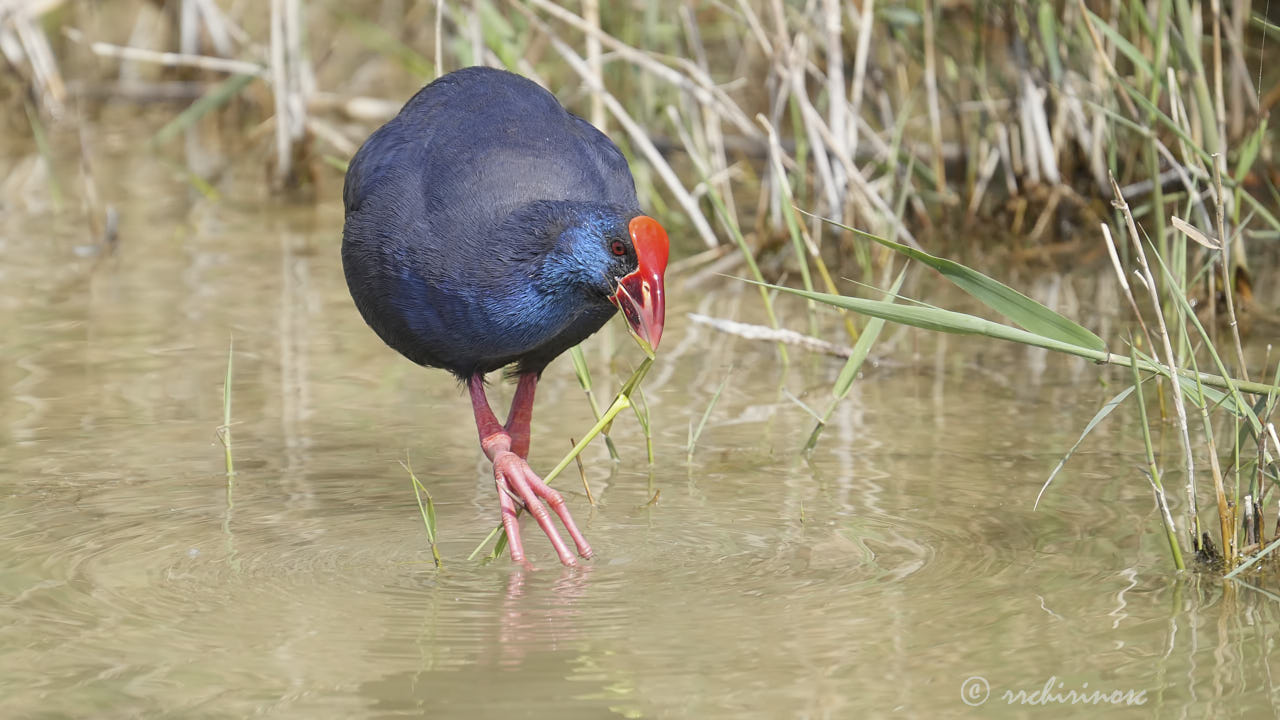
[545,207,668,357]
[607,215,668,357]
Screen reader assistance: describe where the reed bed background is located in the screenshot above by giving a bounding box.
[4,0,1280,578]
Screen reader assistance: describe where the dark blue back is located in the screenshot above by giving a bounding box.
[341,67,641,376]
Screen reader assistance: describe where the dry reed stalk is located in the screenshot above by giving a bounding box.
[434,0,444,79]
[921,0,946,195]
[787,36,840,218]
[758,118,843,301]
[1192,368,1235,562]
[519,0,760,138]
[966,143,999,222]
[3,4,68,118]
[1021,70,1060,185]
[688,313,856,358]
[583,0,604,130]
[677,4,737,226]
[822,0,848,213]
[1211,0,1228,163]
[788,95,919,248]
[269,0,310,189]
[518,7,720,249]
[1100,224,1155,350]
[72,34,268,77]
[1211,160,1250,384]
[1111,174,1203,550]
[848,0,874,159]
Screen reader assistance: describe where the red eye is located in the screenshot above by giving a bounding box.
[610,240,627,256]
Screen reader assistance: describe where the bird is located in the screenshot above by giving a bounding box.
[341,67,668,566]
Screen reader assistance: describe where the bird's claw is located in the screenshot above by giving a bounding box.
[493,450,592,567]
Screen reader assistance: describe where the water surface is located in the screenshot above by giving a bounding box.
[1,127,1278,719]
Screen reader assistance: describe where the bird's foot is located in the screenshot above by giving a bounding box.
[492,450,593,567]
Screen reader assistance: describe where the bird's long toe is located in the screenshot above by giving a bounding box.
[521,469,593,560]
[494,473,527,563]
[493,451,588,566]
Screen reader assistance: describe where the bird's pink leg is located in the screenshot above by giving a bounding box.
[468,374,592,566]
[505,372,537,459]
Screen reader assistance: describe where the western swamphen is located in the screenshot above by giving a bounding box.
[341,67,669,566]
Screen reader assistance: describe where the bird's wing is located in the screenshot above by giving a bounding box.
[372,69,639,233]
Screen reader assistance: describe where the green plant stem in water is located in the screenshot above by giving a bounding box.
[804,267,906,453]
[688,367,732,462]
[220,339,234,478]
[403,455,443,569]
[569,345,620,461]
[1131,341,1186,571]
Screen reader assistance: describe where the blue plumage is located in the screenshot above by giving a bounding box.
[341,67,669,566]
[342,66,643,378]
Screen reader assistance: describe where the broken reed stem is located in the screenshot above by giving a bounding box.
[68,32,267,76]
[1100,224,1155,351]
[1110,174,1202,550]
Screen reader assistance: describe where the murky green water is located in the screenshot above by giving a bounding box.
[2,129,1278,719]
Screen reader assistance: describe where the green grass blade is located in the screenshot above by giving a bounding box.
[569,345,620,461]
[150,73,257,148]
[804,214,1106,351]
[1225,536,1280,579]
[804,267,908,452]
[403,456,442,568]
[220,338,234,477]
[1129,342,1186,571]
[1037,1,1064,82]
[753,281,1095,354]
[1145,239,1264,435]
[1083,8,1156,80]
[746,280,1279,395]
[1033,385,1135,509]
[688,367,732,462]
